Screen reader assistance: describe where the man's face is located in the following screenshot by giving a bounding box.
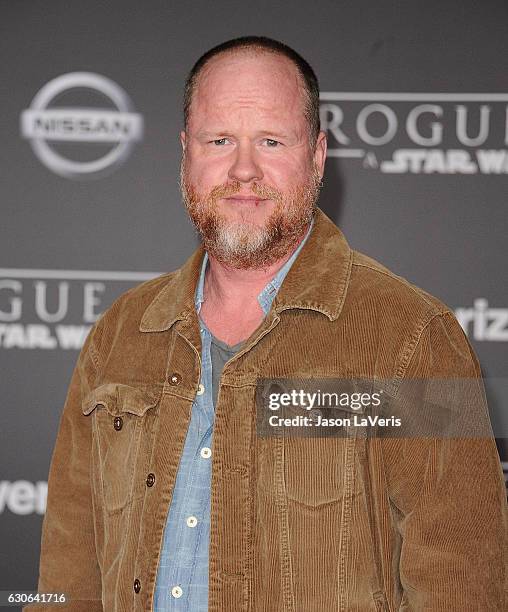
[180,50,327,269]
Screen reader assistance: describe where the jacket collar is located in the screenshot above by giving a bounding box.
[139,207,353,332]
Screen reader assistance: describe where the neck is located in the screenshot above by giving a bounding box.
[203,223,309,309]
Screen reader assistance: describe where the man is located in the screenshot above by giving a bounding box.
[27,36,506,611]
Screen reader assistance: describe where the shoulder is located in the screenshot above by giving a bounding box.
[86,269,180,355]
[346,249,471,375]
[103,270,178,321]
[349,248,452,321]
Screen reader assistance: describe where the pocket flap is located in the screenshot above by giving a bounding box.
[82,382,161,417]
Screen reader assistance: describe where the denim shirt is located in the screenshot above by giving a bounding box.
[153,218,313,611]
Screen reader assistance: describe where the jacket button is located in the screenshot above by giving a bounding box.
[113,416,123,431]
[309,409,322,421]
[133,578,141,593]
[146,473,155,487]
[169,373,182,385]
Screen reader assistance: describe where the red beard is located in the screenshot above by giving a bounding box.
[181,164,321,270]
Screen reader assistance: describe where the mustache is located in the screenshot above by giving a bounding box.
[207,180,283,203]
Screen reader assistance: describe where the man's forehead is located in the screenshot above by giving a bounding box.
[195,50,303,100]
[200,48,299,75]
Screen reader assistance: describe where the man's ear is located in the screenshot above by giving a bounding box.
[180,130,186,153]
[313,130,327,178]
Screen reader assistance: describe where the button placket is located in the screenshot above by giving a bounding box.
[153,433,211,604]
[153,314,215,608]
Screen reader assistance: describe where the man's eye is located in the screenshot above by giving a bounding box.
[264,138,280,147]
[212,138,228,145]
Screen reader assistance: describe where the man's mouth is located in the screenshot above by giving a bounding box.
[223,196,268,205]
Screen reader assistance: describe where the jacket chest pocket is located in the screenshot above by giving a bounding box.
[256,390,363,510]
[285,435,360,508]
[256,433,362,511]
[82,382,161,514]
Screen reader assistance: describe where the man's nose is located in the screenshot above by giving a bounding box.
[227,141,263,183]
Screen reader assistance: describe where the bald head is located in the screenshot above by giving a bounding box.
[183,36,321,144]
[187,51,310,147]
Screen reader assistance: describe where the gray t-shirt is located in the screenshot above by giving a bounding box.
[209,333,243,408]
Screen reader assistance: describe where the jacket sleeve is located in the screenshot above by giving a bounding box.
[391,311,508,611]
[23,324,103,612]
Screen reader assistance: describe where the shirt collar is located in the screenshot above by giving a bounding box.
[140,207,353,333]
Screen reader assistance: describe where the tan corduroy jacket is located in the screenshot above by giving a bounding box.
[26,208,507,611]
